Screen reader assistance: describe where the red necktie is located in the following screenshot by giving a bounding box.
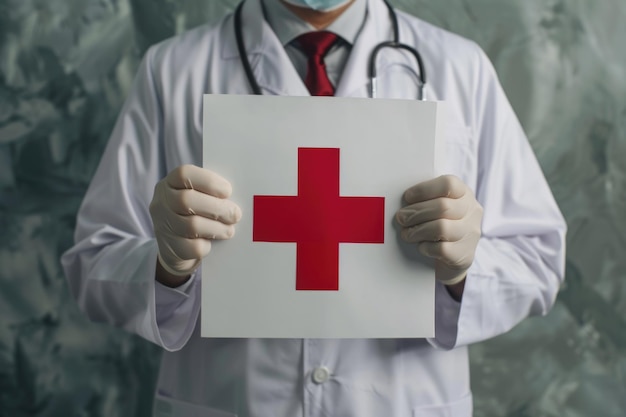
[296,31,339,96]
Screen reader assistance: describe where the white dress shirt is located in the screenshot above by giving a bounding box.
[262,0,367,86]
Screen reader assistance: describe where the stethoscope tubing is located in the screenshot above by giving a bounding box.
[234,1,263,95]
[234,0,426,99]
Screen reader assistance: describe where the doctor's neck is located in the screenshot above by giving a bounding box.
[280,0,356,30]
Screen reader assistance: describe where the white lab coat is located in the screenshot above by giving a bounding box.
[61,0,567,416]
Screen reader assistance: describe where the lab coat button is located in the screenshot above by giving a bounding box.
[312,366,330,384]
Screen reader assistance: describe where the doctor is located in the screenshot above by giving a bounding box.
[62,0,566,416]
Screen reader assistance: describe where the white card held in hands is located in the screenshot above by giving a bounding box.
[201,94,445,338]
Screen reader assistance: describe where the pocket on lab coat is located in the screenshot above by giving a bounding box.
[153,393,237,417]
[412,392,473,417]
[444,124,477,190]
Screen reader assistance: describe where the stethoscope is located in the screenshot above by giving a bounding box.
[233,0,426,99]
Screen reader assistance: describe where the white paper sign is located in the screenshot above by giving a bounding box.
[202,94,445,338]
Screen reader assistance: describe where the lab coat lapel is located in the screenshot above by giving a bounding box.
[334,0,393,98]
[222,0,310,96]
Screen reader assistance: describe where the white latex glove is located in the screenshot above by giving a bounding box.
[395,175,483,286]
[149,165,242,277]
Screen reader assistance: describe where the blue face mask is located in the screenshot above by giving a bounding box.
[282,0,352,12]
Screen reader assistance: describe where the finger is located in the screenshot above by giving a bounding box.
[400,219,466,244]
[417,240,445,260]
[169,189,242,224]
[166,164,232,198]
[165,211,236,240]
[163,235,213,262]
[396,197,466,227]
[403,175,466,204]
[418,241,474,269]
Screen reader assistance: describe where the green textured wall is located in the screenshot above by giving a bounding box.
[1,0,625,416]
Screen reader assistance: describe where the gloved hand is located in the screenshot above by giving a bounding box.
[395,175,482,286]
[149,165,242,277]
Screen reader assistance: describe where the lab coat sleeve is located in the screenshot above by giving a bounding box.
[61,45,201,352]
[429,45,567,349]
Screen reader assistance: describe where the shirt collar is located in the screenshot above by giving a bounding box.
[262,0,367,46]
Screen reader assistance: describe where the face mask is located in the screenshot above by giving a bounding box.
[282,0,352,12]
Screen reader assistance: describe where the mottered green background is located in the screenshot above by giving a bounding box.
[1,0,625,416]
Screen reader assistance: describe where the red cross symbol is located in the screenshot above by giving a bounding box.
[253,148,385,291]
